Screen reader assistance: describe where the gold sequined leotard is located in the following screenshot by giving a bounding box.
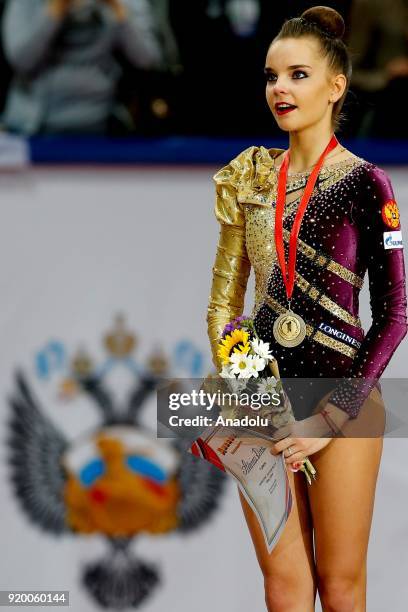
[207,146,408,418]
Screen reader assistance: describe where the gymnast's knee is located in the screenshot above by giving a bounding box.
[264,573,314,612]
[317,574,360,612]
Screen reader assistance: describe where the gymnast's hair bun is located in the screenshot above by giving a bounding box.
[301,6,345,40]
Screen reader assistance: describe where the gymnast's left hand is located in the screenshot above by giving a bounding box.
[270,413,335,468]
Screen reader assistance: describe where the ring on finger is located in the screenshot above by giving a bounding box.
[285,446,294,457]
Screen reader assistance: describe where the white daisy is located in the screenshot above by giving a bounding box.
[248,355,267,378]
[230,378,248,393]
[219,366,248,393]
[257,376,278,394]
[219,365,235,379]
[251,338,274,360]
[229,353,255,378]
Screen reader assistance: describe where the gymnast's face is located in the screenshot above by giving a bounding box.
[264,36,346,133]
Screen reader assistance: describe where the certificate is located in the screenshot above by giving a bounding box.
[189,425,292,554]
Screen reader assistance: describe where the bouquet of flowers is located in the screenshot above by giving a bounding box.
[216,315,317,485]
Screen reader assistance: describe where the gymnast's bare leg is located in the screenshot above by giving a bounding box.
[238,468,316,612]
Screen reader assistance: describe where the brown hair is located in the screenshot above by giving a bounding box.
[271,6,352,131]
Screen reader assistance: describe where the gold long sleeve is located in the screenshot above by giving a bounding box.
[206,154,252,371]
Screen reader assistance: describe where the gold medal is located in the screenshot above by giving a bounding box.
[273,308,307,347]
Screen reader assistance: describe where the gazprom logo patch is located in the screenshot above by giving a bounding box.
[383,230,403,250]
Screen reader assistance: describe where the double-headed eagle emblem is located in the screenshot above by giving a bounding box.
[7,316,225,609]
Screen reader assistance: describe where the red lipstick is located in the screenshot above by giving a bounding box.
[275,102,297,115]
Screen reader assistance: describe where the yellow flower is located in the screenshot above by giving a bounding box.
[217,329,251,365]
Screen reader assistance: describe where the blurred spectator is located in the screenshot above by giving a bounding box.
[168,0,352,137]
[1,0,163,135]
[347,0,408,138]
[113,0,181,136]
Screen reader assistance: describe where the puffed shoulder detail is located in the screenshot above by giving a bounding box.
[212,145,279,188]
[213,145,283,223]
[213,146,258,188]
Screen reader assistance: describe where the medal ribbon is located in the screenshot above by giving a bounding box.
[275,134,339,302]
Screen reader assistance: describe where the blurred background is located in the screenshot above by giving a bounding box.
[0,0,407,145]
[0,1,407,611]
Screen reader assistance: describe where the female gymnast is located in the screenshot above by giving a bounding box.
[207,6,407,611]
